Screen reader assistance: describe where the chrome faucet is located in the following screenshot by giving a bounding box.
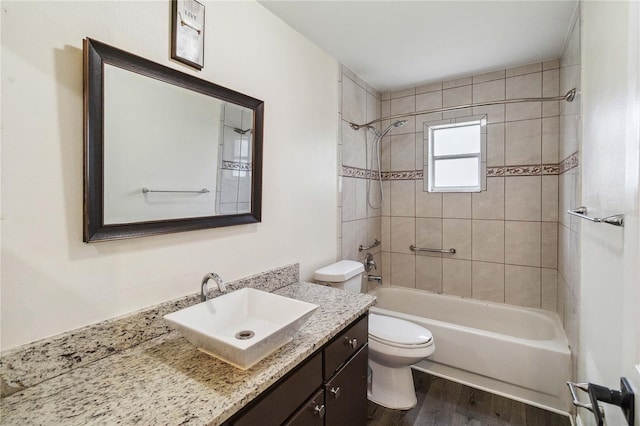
[367,275,382,284]
[364,253,377,272]
[201,272,226,302]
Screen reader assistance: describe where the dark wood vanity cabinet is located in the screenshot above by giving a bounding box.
[225,314,368,426]
[324,344,368,426]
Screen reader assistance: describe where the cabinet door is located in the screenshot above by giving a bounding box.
[232,352,322,426]
[284,388,325,426]
[324,344,368,426]
[324,314,368,381]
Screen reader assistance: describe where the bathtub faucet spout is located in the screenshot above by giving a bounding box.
[368,275,382,284]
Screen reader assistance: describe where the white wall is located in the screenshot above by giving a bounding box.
[1,1,339,350]
[579,1,640,425]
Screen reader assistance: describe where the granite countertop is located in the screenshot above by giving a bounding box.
[0,282,376,425]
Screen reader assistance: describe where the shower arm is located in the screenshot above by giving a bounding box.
[349,88,577,130]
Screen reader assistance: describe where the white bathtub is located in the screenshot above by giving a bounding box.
[368,286,571,415]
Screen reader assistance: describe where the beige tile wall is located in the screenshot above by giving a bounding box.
[338,66,382,269]
[558,12,581,381]
[378,60,562,312]
[338,51,579,324]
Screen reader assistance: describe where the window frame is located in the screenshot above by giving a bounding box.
[426,117,486,193]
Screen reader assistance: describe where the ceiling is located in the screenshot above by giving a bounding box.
[259,1,578,92]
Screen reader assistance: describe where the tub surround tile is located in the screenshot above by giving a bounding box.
[442,219,472,260]
[390,180,416,217]
[472,104,505,124]
[505,221,541,267]
[0,264,300,398]
[416,218,443,256]
[442,193,471,219]
[542,117,560,164]
[391,87,416,99]
[341,120,367,169]
[443,85,472,107]
[443,77,472,89]
[472,220,505,263]
[542,175,559,222]
[505,119,542,166]
[391,253,416,288]
[416,90,442,111]
[506,62,542,78]
[416,256,443,293]
[542,268,559,312]
[391,133,417,171]
[442,259,472,297]
[391,217,416,254]
[416,182,442,218]
[543,59,560,70]
[347,60,565,314]
[0,282,375,426]
[506,101,541,122]
[487,123,505,166]
[472,69,506,84]
[472,79,505,103]
[505,176,542,221]
[505,265,541,308]
[391,95,416,116]
[506,72,542,99]
[472,261,505,303]
[342,76,367,124]
[416,81,443,94]
[471,177,505,220]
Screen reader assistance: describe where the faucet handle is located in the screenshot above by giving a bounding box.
[364,253,377,272]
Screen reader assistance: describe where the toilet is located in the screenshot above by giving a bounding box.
[314,260,435,410]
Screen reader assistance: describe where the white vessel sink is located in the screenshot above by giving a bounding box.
[164,288,318,369]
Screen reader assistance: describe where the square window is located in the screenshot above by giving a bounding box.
[425,117,486,192]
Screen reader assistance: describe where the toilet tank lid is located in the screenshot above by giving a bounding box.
[314,260,364,282]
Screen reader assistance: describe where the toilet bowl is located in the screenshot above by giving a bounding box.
[368,313,435,409]
[314,260,435,410]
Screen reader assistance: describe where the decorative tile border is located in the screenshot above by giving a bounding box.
[341,166,379,179]
[558,151,579,174]
[0,264,300,398]
[381,170,424,180]
[487,164,560,177]
[342,153,578,181]
[221,161,252,171]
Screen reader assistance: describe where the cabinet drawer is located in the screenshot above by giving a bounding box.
[324,314,368,380]
[232,352,322,426]
[284,387,325,426]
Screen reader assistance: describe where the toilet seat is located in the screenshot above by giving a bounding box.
[369,314,433,349]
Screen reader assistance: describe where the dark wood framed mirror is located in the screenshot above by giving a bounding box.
[83,38,263,242]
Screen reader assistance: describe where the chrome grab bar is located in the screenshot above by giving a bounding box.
[410,245,456,254]
[359,239,381,252]
[142,187,210,194]
[567,207,624,227]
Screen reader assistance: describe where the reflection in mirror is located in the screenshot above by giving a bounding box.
[84,38,263,242]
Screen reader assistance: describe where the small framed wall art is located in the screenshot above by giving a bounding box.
[171,0,205,70]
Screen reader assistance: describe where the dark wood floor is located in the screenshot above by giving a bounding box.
[367,370,571,426]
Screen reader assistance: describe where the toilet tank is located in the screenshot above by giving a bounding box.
[314,260,365,293]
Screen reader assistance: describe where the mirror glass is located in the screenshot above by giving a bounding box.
[84,38,263,242]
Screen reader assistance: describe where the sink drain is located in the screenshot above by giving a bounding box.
[235,330,255,340]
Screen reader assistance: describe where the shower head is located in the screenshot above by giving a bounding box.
[379,120,408,138]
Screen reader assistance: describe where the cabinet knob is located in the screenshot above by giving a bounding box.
[330,386,341,399]
[345,337,358,349]
[313,404,325,418]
